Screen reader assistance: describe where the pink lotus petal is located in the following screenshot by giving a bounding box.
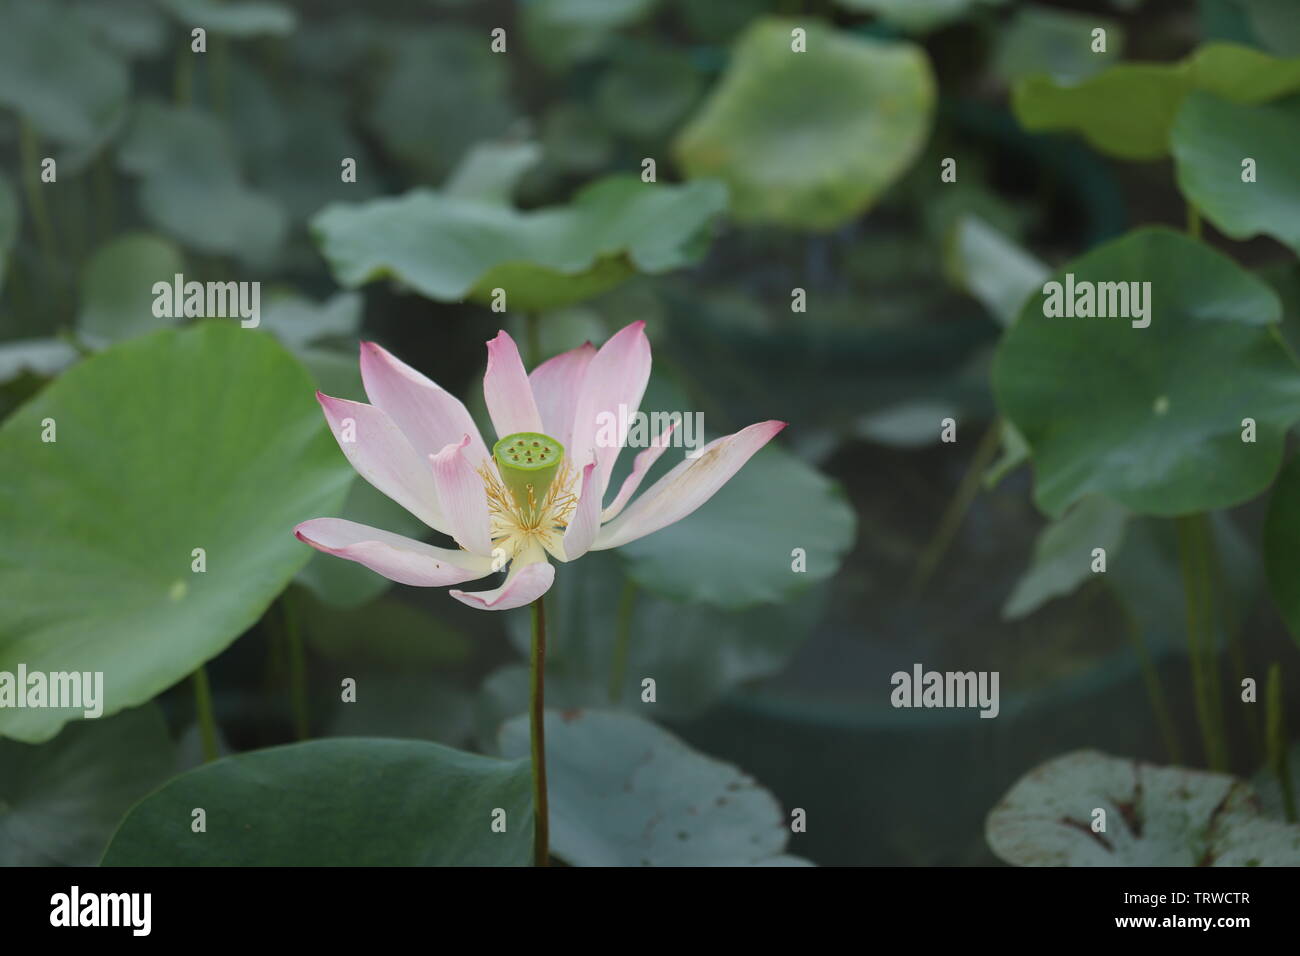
[601,418,678,523]
[592,421,787,550]
[360,341,491,469]
[559,461,601,562]
[317,392,445,532]
[449,558,555,611]
[429,436,494,558]
[529,341,596,451]
[567,321,651,495]
[483,330,543,440]
[294,517,494,587]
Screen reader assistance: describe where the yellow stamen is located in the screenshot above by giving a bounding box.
[477,459,579,560]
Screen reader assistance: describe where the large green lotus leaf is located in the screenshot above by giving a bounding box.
[1013,65,1190,161]
[101,738,532,865]
[993,227,1300,518]
[367,27,515,182]
[77,233,186,347]
[944,214,1049,327]
[488,550,824,730]
[834,0,1006,33]
[311,176,727,311]
[117,102,288,263]
[1013,42,1300,161]
[1172,92,1300,256]
[674,19,934,231]
[0,0,129,146]
[1,705,174,865]
[1264,454,1300,648]
[1191,43,1300,101]
[994,7,1122,83]
[500,710,806,866]
[1003,497,1128,620]
[521,0,658,71]
[156,0,296,37]
[987,749,1300,865]
[0,323,353,742]
[618,445,856,608]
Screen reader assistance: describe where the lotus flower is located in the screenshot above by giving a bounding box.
[294,321,785,610]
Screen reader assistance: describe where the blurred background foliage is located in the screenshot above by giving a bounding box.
[2,0,1300,866]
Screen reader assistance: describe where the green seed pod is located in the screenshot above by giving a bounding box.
[492,431,564,510]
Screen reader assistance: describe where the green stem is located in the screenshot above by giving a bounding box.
[1217,538,1262,764]
[909,419,1003,597]
[192,665,220,763]
[1122,604,1183,765]
[18,120,59,278]
[283,595,310,741]
[1197,518,1229,767]
[529,596,549,867]
[1266,663,1297,823]
[608,580,637,704]
[1186,203,1202,240]
[1175,514,1228,771]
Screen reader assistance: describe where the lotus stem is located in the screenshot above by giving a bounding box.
[1121,603,1182,765]
[1266,663,1296,823]
[192,665,220,763]
[910,418,1002,597]
[18,119,59,281]
[530,595,549,866]
[1175,513,1229,771]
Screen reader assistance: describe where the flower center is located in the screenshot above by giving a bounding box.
[481,431,577,559]
[493,431,564,506]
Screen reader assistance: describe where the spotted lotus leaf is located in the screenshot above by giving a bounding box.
[987,749,1300,866]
